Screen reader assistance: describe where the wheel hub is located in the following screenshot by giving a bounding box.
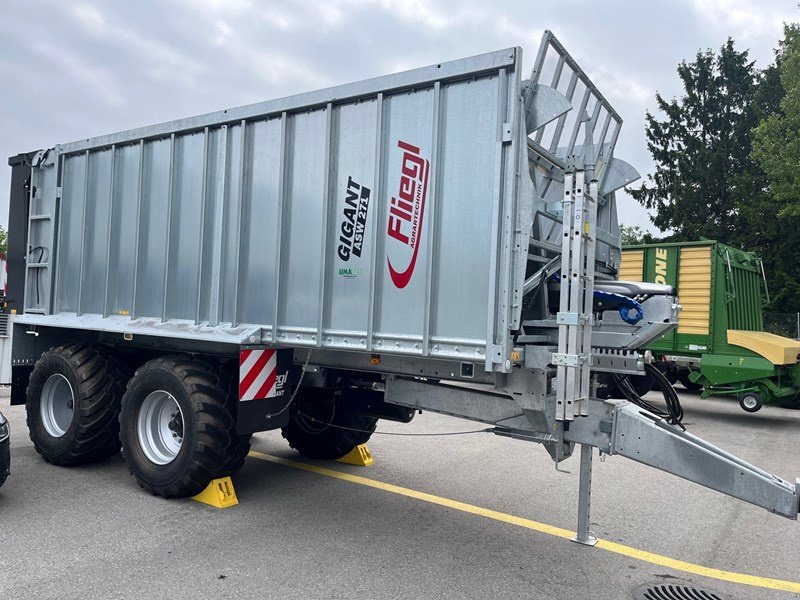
[40,374,75,438]
[167,412,183,436]
[137,391,184,465]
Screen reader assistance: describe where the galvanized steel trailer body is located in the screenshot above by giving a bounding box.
[7,32,799,528]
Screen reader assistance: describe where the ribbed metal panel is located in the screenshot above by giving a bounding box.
[727,260,763,331]
[618,250,643,281]
[676,246,711,335]
[20,48,524,366]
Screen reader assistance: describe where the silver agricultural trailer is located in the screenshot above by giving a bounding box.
[5,32,798,538]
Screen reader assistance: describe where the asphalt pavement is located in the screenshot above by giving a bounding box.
[1,387,799,599]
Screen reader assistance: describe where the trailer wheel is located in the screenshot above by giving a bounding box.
[628,372,655,396]
[119,356,249,498]
[26,344,130,465]
[678,372,703,391]
[282,387,377,460]
[779,398,800,410]
[738,391,764,413]
[222,373,253,476]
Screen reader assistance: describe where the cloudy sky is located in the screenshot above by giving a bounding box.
[1,0,797,232]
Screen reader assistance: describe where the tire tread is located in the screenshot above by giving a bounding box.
[281,387,377,460]
[26,344,130,466]
[121,356,250,498]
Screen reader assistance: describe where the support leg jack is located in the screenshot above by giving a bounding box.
[572,443,597,546]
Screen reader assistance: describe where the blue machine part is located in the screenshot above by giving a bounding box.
[593,289,644,325]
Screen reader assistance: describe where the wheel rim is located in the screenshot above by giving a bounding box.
[743,395,758,410]
[137,391,184,465]
[40,374,75,437]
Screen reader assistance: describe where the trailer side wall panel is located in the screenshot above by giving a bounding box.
[18,49,524,369]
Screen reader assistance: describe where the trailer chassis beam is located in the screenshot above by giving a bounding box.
[383,377,800,527]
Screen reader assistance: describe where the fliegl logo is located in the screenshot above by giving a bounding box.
[274,371,289,396]
[386,140,430,289]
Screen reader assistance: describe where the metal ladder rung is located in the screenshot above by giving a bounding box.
[556,170,598,423]
[24,309,47,315]
[29,214,52,221]
[26,263,49,269]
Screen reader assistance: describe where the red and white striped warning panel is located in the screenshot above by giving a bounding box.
[239,349,279,401]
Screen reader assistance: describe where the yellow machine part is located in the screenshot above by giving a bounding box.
[620,246,712,335]
[618,250,644,281]
[337,444,374,466]
[727,330,800,365]
[192,476,239,508]
[676,246,711,335]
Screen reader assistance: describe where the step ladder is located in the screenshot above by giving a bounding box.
[23,172,58,315]
[554,170,598,421]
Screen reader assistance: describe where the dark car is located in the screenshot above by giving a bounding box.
[0,411,9,488]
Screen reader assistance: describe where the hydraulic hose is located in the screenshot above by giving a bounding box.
[612,363,684,427]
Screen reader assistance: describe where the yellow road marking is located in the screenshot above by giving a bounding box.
[248,450,800,594]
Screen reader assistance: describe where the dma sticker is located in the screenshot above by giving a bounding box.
[386,140,430,289]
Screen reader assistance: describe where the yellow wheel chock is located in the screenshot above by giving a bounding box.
[337,444,374,466]
[192,476,239,508]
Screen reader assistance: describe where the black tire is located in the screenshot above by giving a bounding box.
[779,399,800,410]
[738,391,764,413]
[282,387,377,460]
[678,372,703,391]
[628,372,656,397]
[26,344,130,466]
[222,372,252,476]
[119,356,250,498]
[0,453,6,488]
